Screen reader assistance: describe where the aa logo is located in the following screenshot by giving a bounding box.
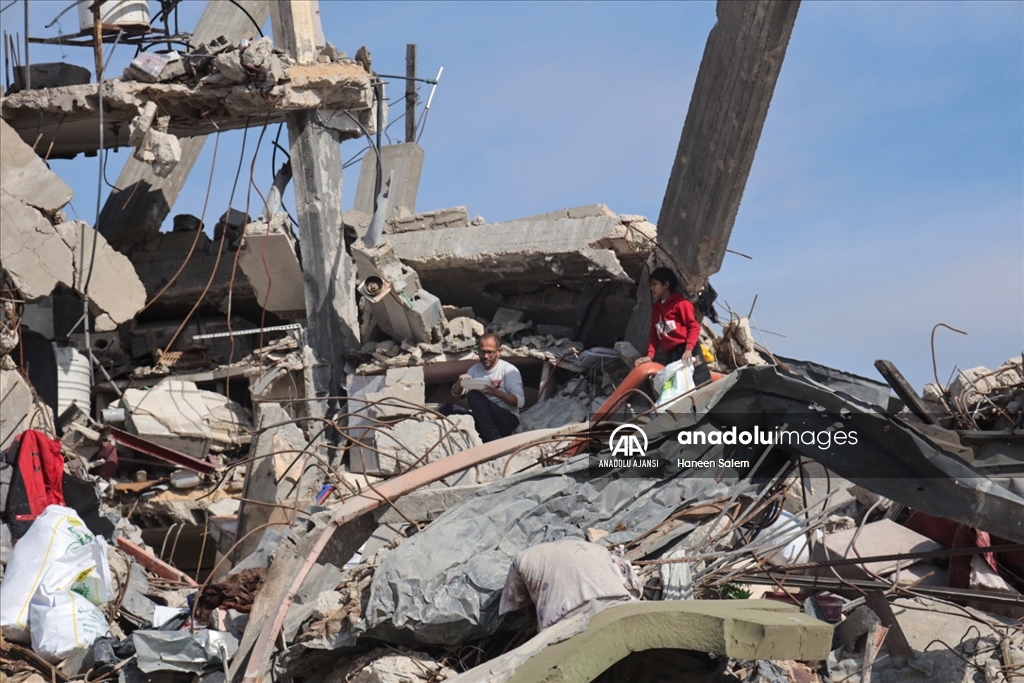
[608,424,648,458]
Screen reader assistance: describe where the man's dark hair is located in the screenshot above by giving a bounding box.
[478,332,501,347]
[649,267,679,292]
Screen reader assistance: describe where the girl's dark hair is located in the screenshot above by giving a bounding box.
[649,267,678,292]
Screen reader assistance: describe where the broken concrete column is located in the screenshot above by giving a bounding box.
[235,403,316,561]
[237,213,306,315]
[354,143,425,219]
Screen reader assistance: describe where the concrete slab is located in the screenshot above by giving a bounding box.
[386,206,469,235]
[386,212,656,346]
[354,143,425,219]
[55,221,146,325]
[120,379,251,457]
[1,62,376,158]
[0,119,73,213]
[0,194,74,300]
[237,214,305,315]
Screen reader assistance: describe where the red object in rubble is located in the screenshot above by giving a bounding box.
[4,429,65,538]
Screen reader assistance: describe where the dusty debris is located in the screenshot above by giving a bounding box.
[119,379,251,457]
[1,6,1022,683]
[1,62,378,158]
[326,648,457,683]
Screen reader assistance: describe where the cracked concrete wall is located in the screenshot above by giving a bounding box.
[0,369,53,451]
[129,230,260,320]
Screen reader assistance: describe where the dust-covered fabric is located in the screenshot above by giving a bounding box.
[499,539,640,630]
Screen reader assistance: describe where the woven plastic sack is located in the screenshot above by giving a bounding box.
[0,505,107,643]
[29,588,111,663]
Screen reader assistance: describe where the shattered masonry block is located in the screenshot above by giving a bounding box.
[948,360,1024,408]
[347,366,426,420]
[446,317,484,340]
[491,308,525,326]
[369,415,482,477]
[347,367,428,476]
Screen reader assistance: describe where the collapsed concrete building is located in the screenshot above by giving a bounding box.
[2,1,1023,683]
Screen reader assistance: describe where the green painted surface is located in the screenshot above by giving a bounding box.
[505,600,833,683]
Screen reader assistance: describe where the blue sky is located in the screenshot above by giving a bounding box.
[5,1,1022,392]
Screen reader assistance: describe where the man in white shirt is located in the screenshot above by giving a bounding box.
[452,333,525,442]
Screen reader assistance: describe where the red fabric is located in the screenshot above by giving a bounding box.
[904,511,1023,591]
[14,429,64,522]
[647,293,700,358]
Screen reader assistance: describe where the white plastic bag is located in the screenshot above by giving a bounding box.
[757,510,821,566]
[29,589,111,663]
[0,505,99,643]
[654,359,696,408]
[41,536,113,606]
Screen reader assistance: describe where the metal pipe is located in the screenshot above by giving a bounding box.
[22,0,28,90]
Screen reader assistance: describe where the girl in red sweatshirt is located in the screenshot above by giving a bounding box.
[636,267,711,383]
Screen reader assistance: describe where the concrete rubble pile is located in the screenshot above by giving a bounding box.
[3,15,1023,683]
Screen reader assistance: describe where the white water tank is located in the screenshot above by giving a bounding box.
[78,1,151,33]
[53,344,92,418]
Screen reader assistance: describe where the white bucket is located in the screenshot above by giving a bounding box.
[78,1,151,32]
[53,344,92,418]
